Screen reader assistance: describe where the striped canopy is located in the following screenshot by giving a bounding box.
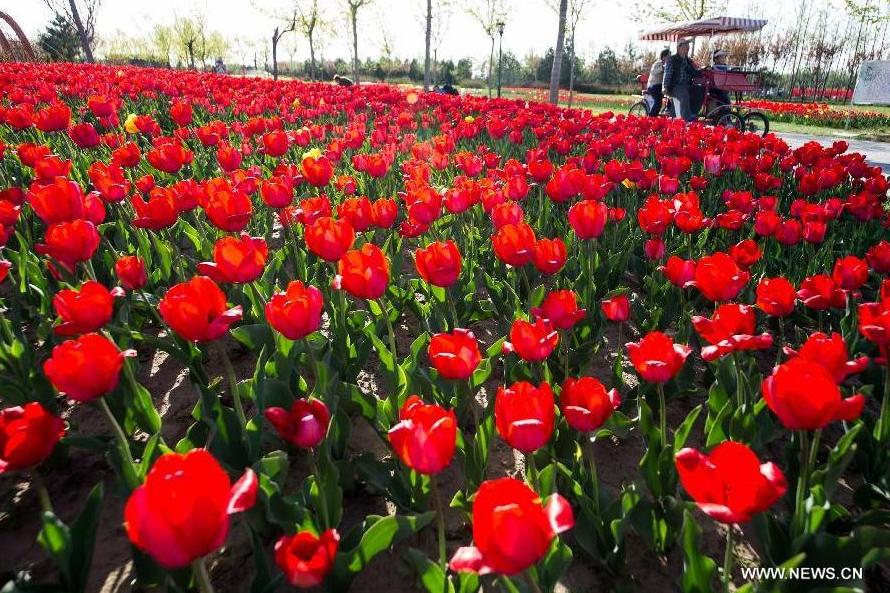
[640,16,767,41]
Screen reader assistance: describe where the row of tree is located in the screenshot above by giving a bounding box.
[30,0,890,104]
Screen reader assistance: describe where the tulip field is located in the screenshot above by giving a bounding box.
[2,61,890,593]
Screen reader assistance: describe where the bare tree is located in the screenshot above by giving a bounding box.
[296,0,325,80]
[172,13,208,69]
[251,1,298,80]
[467,0,508,97]
[42,0,100,62]
[633,0,725,22]
[345,0,373,83]
[424,0,433,90]
[549,0,568,104]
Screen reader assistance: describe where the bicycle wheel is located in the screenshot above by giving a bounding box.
[629,101,648,117]
[714,111,744,131]
[743,111,770,136]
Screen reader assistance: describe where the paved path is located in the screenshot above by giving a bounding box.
[776,131,890,173]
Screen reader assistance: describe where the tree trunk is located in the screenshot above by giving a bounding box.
[549,0,568,105]
[351,9,360,84]
[187,39,196,70]
[567,28,576,107]
[309,34,316,80]
[68,0,94,62]
[272,28,280,80]
[488,37,495,98]
[423,0,432,90]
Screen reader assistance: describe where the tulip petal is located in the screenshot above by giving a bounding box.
[543,493,574,535]
[228,468,258,514]
[449,546,493,575]
[835,394,865,422]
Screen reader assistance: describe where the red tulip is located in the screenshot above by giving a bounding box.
[52,280,123,336]
[502,319,559,362]
[44,333,133,402]
[146,141,192,174]
[159,276,243,342]
[36,220,101,269]
[690,252,749,302]
[415,240,462,287]
[761,359,865,430]
[388,395,457,474]
[428,329,482,380]
[449,477,574,575]
[259,176,293,208]
[371,197,398,228]
[676,441,786,523]
[495,381,555,453]
[831,255,869,291]
[788,332,868,383]
[866,240,890,274]
[262,130,289,157]
[568,199,608,240]
[0,403,65,473]
[659,255,696,288]
[797,274,846,310]
[491,202,523,229]
[600,294,630,322]
[302,156,334,187]
[560,376,620,432]
[337,196,374,232]
[626,331,691,383]
[274,529,339,588]
[265,281,324,340]
[858,299,890,346]
[729,239,762,270]
[643,237,666,260]
[755,277,796,317]
[28,177,92,224]
[305,217,355,262]
[691,304,773,361]
[265,398,330,448]
[124,449,257,568]
[532,289,585,330]
[203,179,252,232]
[334,243,390,300]
[0,260,11,284]
[492,222,535,267]
[532,238,567,275]
[197,234,268,284]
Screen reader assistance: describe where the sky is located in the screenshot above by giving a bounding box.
[8,0,792,65]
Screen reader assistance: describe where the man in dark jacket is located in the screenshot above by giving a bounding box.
[662,39,700,122]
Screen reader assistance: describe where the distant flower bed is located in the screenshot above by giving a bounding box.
[741,99,890,129]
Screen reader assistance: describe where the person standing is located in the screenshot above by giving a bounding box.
[662,39,700,122]
[646,49,671,116]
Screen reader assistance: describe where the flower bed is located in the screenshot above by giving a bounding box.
[0,62,889,593]
[741,99,890,130]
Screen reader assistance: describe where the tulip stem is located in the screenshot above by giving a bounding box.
[447,286,460,330]
[722,525,734,593]
[309,449,331,530]
[31,472,54,515]
[793,430,820,537]
[192,558,215,593]
[776,317,786,365]
[657,383,668,449]
[98,397,137,479]
[583,440,602,519]
[525,452,538,491]
[380,296,401,419]
[523,570,544,593]
[430,474,448,578]
[616,323,624,386]
[877,358,890,442]
[520,267,533,312]
[216,342,247,428]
